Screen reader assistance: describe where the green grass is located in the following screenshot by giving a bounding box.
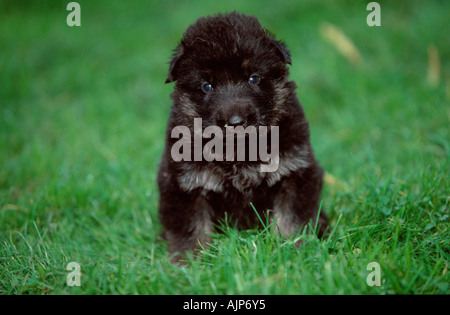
[0,0,448,294]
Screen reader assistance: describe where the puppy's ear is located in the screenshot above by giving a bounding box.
[270,38,292,65]
[165,44,184,83]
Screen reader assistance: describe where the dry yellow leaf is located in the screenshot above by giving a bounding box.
[427,44,440,87]
[320,22,362,66]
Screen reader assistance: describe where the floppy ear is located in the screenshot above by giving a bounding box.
[165,44,184,83]
[270,38,292,65]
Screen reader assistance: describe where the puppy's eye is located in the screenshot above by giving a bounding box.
[202,83,213,92]
[248,75,260,85]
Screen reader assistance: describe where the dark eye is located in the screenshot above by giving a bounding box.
[202,83,213,92]
[248,74,260,85]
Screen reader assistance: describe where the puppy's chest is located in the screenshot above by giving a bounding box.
[177,163,264,194]
[176,148,309,194]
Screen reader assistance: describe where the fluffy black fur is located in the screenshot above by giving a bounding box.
[158,12,327,263]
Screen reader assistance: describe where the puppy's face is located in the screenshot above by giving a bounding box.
[166,12,292,128]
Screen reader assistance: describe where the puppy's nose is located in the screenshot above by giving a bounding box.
[227,114,245,126]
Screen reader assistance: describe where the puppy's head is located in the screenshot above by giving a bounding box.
[166,12,292,127]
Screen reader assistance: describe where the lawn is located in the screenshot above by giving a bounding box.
[0,0,448,295]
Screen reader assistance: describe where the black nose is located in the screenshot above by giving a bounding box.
[227,114,245,126]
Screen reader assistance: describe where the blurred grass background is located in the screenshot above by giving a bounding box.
[0,0,448,294]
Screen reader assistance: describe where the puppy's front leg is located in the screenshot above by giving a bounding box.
[161,192,213,265]
[272,164,327,241]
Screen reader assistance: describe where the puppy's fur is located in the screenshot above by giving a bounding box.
[158,12,327,263]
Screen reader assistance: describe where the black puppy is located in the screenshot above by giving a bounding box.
[158,12,327,263]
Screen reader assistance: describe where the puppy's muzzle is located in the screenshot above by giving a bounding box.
[217,99,256,127]
[227,114,246,126]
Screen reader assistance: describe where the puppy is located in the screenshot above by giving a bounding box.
[158,12,327,263]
